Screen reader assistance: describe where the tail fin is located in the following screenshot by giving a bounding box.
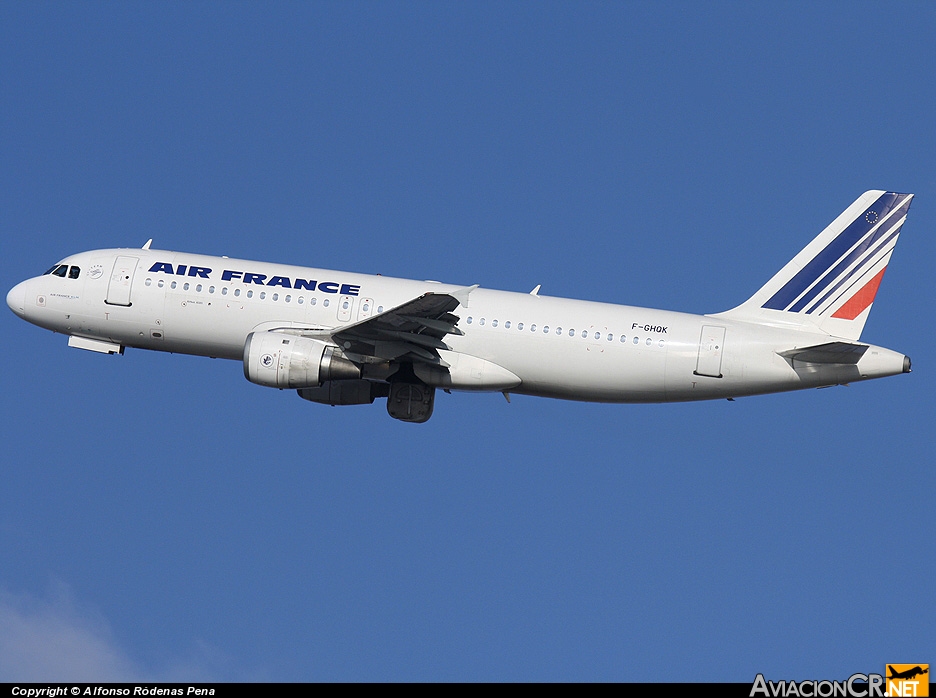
[715,190,912,340]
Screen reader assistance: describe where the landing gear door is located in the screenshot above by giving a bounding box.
[105,256,139,306]
[695,325,726,378]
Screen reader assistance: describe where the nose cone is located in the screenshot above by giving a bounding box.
[7,281,27,318]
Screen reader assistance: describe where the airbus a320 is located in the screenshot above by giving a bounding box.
[7,190,913,422]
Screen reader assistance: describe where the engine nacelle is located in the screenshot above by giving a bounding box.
[244,331,360,389]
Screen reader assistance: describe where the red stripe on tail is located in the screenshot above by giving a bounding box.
[831,267,887,320]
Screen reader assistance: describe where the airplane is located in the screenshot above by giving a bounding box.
[6,190,913,423]
[887,666,928,681]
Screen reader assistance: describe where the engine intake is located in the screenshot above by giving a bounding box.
[244,331,360,389]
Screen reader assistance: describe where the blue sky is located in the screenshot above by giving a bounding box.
[1,1,933,682]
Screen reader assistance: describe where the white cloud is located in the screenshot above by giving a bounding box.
[0,585,140,682]
[0,584,224,682]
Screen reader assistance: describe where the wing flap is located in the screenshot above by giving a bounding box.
[398,315,465,336]
[332,288,474,363]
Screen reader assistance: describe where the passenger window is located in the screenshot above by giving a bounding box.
[342,300,349,309]
[311,297,317,305]
[221,287,227,295]
[607,334,613,341]
[196,284,203,292]
[531,324,537,332]
[633,336,639,344]
[581,330,588,339]
[479,318,485,326]
[234,288,240,297]
[323,299,329,307]
[68,266,80,279]
[620,335,627,343]
[285,295,291,303]
[171,281,177,290]
[298,296,303,304]
[209,286,215,294]
[145,278,152,286]
[247,290,253,298]
[569,329,575,336]
[259,292,266,300]
[505,321,511,329]
[467,317,473,324]
[183,283,190,291]
[377,305,383,313]
[492,319,498,327]
[646,338,652,346]
[272,293,278,301]
[594,332,601,340]
[517,323,524,331]
[158,279,165,288]
[543,326,549,333]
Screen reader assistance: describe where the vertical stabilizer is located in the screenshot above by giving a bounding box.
[714,190,912,340]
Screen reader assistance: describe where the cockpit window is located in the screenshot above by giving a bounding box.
[42,264,80,278]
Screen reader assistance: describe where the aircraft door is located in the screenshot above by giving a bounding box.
[584,325,608,354]
[105,256,139,306]
[337,295,354,322]
[694,325,726,378]
[357,297,374,321]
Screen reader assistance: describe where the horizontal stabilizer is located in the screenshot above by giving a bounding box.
[779,342,868,364]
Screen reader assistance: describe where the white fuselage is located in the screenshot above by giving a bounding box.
[7,247,909,404]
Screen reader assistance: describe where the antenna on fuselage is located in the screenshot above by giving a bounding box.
[142,239,153,250]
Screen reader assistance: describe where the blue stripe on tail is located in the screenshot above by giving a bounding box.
[791,199,910,313]
[762,192,909,311]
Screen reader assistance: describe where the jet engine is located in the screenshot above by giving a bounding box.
[243,331,360,389]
